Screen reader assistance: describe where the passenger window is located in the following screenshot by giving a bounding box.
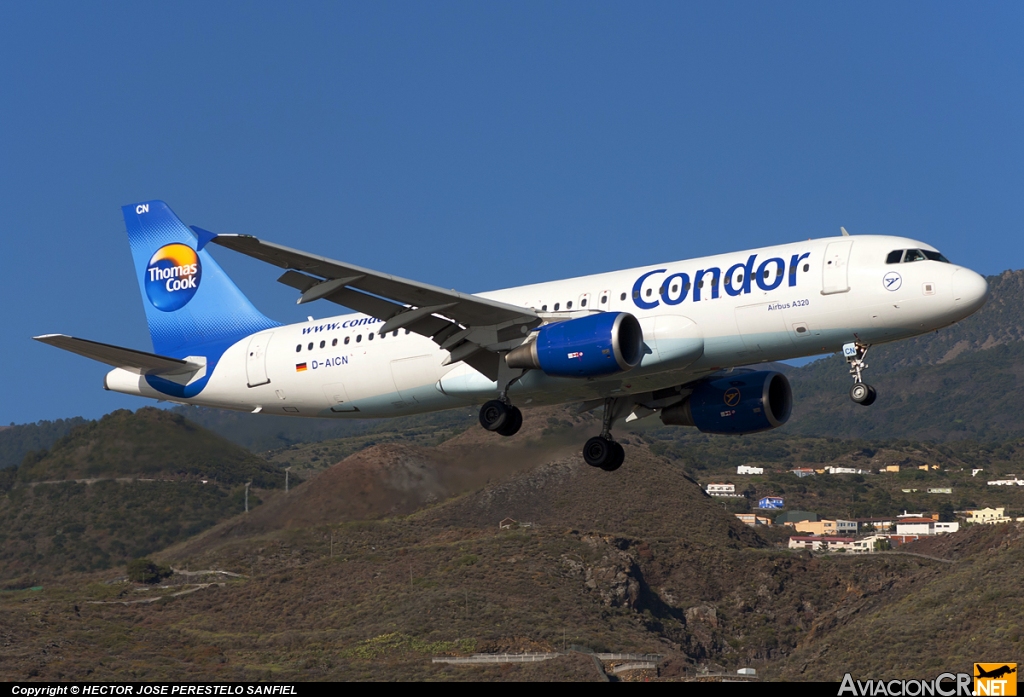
[802,264,809,272]
[621,292,627,301]
[581,298,587,307]
[379,332,385,340]
[601,295,607,304]
[295,345,301,353]
[320,340,326,349]
[903,249,927,263]
[554,303,560,311]
[886,250,904,264]
[344,336,350,345]
[368,333,374,340]
[405,329,411,335]
[393,330,399,337]
[567,301,573,309]
[646,289,652,297]
[356,335,362,343]
[542,305,548,311]
[332,338,337,347]
[672,284,678,293]
[307,342,313,351]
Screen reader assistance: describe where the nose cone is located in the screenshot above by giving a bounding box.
[952,268,988,316]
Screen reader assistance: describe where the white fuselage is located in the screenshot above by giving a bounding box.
[105,234,987,418]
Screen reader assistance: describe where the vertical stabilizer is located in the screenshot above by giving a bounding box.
[122,200,279,358]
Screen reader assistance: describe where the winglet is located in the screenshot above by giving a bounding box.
[190,225,219,251]
[840,226,850,237]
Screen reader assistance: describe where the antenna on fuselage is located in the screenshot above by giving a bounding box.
[840,227,850,237]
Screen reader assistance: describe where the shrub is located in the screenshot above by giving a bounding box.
[126,558,172,584]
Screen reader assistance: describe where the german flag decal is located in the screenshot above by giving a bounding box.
[295,363,307,372]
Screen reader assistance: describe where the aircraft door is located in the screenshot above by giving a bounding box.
[822,240,854,295]
[245,332,274,387]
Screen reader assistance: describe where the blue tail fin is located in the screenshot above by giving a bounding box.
[122,200,279,358]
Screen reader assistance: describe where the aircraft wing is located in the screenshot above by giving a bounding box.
[34,334,203,376]
[200,230,542,380]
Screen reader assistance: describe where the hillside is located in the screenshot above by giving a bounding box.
[783,269,1024,441]
[0,416,88,469]
[15,408,287,487]
[0,408,293,584]
[771,524,1024,680]
[1,433,995,681]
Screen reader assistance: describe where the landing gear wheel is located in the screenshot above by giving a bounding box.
[479,400,510,432]
[861,386,877,406]
[601,442,625,472]
[496,406,523,437]
[850,383,876,406]
[583,436,625,471]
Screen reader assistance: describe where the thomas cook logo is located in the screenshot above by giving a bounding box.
[145,243,201,312]
[975,664,1017,696]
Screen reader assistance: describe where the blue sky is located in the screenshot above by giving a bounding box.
[2,3,1022,424]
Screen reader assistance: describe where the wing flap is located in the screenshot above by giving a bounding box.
[34,335,202,376]
[210,234,539,328]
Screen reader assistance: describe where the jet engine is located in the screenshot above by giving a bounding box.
[660,370,792,434]
[506,312,644,378]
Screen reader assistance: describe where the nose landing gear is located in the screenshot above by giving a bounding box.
[844,342,877,406]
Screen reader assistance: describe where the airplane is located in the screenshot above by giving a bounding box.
[35,201,989,472]
[975,665,1016,680]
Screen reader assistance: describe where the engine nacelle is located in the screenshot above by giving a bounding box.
[660,370,792,434]
[506,312,644,378]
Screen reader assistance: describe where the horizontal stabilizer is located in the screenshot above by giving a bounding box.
[33,334,203,376]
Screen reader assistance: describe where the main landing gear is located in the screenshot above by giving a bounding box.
[583,398,626,472]
[844,342,877,407]
[479,399,523,437]
[478,359,524,437]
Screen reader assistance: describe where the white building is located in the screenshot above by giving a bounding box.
[987,477,1024,486]
[828,467,868,475]
[896,518,959,536]
[927,488,952,494]
[788,536,855,552]
[737,465,764,475]
[706,483,739,496]
[851,535,890,553]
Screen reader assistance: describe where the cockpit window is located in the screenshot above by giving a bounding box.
[887,248,950,264]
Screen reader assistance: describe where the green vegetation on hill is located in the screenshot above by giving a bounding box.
[0,417,88,469]
[0,407,294,584]
[783,270,1024,441]
[0,480,254,584]
[172,405,478,455]
[16,408,290,488]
